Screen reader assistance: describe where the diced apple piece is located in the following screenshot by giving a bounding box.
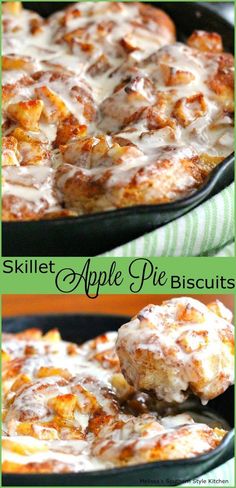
[187,30,223,53]
[48,394,77,419]
[7,100,44,130]
[35,86,69,122]
[2,2,22,15]
[43,329,61,342]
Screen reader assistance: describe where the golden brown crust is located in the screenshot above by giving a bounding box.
[137,4,176,40]
[208,53,234,98]
[2,459,72,474]
[187,30,223,53]
[56,148,203,214]
[2,194,49,221]
[92,415,226,466]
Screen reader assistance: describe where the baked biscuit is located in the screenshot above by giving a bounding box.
[116,297,234,403]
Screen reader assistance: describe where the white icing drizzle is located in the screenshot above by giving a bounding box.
[2,2,234,218]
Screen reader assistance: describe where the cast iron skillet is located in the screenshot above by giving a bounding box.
[2,313,234,487]
[2,2,234,256]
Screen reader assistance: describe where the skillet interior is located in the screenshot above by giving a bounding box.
[2,313,234,486]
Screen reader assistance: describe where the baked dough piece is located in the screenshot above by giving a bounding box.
[2,414,226,472]
[2,328,120,442]
[116,297,234,404]
[92,413,226,465]
[49,2,176,70]
[100,41,234,162]
[3,370,119,440]
[57,36,234,214]
[79,331,120,372]
[2,166,60,221]
[2,436,103,473]
[56,142,203,214]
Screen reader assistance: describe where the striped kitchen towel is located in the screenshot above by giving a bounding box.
[102,183,234,257]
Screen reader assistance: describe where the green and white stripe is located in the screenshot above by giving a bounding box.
[102,184,234,257]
